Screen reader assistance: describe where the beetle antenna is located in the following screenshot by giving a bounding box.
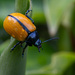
[42,37,59,43]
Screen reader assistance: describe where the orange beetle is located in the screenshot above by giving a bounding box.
[4,13,36,41]
[3,10,59,56]
[3,10,42,56]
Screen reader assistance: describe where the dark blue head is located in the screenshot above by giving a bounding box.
[26,31,42,52]
[34,39,42,52]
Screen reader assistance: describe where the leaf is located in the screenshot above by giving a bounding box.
[26,52,75,75]
[0,38,27,75]
[0,0,30,75]
[0,0,15,28]
[49,52,75,75]
[15,0,30,14]
[0,40,10,55]
[43,0,74,36]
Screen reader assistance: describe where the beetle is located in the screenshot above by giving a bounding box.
[3,10,42,56]
[3,10,59,56]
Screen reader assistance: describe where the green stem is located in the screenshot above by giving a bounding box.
[0,0,30,75]
[15,0,30,14]
[0,38,27,75]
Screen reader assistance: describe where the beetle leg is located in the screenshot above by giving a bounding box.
[10,41,22,52]
[20,41,24,48]
[20,44,23,48]
[26,10,32,14]
[38,47,40,52]
[25,10,34,24]
[22,43,28,57]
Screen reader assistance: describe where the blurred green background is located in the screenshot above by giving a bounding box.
[0,0,75,75]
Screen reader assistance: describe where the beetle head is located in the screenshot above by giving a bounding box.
[34,39,42,52]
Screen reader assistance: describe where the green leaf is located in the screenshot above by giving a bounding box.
[49,52,75,75]
[15,0,30,14]
[0,0,15,28]
[0,0,30,75]
[26,52,75,75]
[0,40,10,55]
[0,38,27,75]
[43,0,74,36]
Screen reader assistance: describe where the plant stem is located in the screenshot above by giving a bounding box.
[15,0,30,14]
[0,0,30,75]
[0,38,27,75]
